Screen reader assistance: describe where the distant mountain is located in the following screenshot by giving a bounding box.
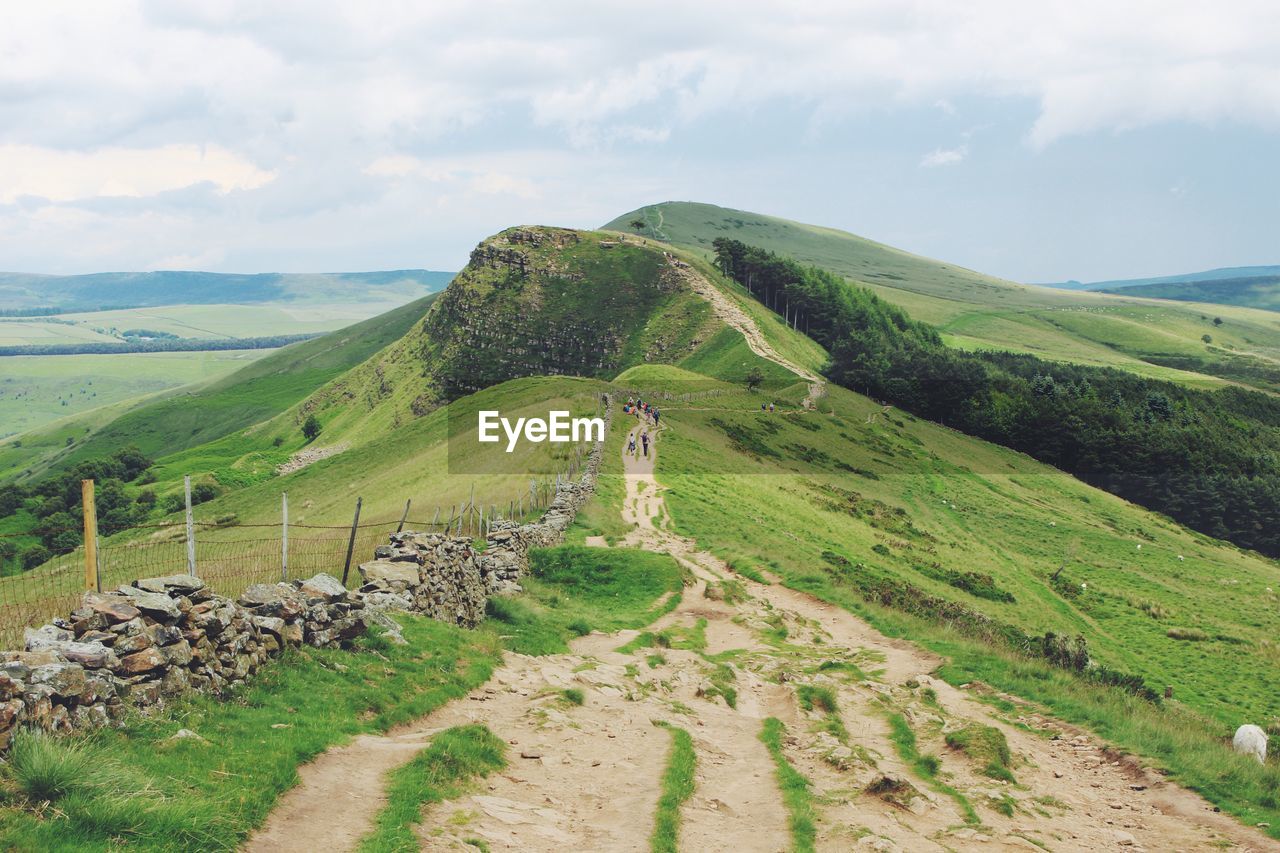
[1039,266,1280,312]
[0,269,454,312]
[1043,265,1280,291]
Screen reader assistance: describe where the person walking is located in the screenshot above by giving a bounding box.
[641,430,650,458]
[627,432,637,456]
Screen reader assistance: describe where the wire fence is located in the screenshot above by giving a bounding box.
[0,445,592,650]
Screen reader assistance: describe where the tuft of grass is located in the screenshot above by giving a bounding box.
[357,725,506,852]
[1166,627,1208,641]
[945,724,1016,783]
[796,684,838,715]
[650,723,697,853]
[887,713,980,825]
[1,731,113,803]
[760,717,817,853]
[561,688,586,706]
[701,663,738,709]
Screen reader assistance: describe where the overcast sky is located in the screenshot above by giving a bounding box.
[2,1,1278,281]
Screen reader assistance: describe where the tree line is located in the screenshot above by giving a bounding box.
[713,237,1280,558]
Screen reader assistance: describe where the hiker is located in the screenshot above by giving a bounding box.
[653,408,660,426]
[761,402,767,412]
[641,430,650,458]
[769,402,775,413]
[627,432,637,456]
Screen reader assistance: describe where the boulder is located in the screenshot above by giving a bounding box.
[358,559,420,587]
[298,573,347,603]
[116,647,167,676]
[83,592,142,624]
[24,625,73,650]
[28,662,86,699]
[116,588,182,622]
[133,575,206,595]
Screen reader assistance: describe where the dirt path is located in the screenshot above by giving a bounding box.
[246,269,1275,851]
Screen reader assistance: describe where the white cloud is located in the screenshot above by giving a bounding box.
[920,145,968,167]
[0,145,275,203]
[1,1,1279,271]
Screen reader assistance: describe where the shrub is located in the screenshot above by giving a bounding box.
[302,414,322,442]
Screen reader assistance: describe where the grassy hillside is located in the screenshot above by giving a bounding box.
[0,293,439,483]
[1096,276,1280,312]
[286,227,717,449]
[0,350,270,439]
[606,202,1280,390]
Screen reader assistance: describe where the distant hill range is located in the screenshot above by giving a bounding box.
[0,269,455,313]
[1042,266,1280,312]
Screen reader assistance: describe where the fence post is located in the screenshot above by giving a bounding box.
[184,475,196,577]
[431,506,440,530]
[341,496,363,586]
[397,499,412,533]
[81,479,99,592]
[281,492,288,582]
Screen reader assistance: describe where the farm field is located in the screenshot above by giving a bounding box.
[0,350,270,439]
[0,303,397,346]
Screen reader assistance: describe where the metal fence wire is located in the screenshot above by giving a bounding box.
[0,446,590,649]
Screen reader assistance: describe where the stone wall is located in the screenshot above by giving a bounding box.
[355,405,610,624]
[0,397,610,748]
[0,572,364,748]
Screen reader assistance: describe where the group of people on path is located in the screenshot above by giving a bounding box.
[623,397,660,426]
[761,401,776,413]
[623,397,657,459]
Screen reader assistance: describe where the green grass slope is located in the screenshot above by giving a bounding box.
[606,202,1280,390]
[286,227,717,449]
[0,293,439,483]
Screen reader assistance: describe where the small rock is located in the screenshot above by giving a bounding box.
[520,750,543,759]
[168,728,208,743]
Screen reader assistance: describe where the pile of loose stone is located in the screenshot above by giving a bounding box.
[0,571,363,748]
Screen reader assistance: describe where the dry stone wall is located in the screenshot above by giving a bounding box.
[0,397,610,748]
[0,572,365,748]
[354,403,610,624]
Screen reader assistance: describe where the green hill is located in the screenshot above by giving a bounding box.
[606,202,1280,390]
[2,219,1279,831]
[0,293,441,483]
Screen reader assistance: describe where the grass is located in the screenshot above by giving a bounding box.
[608,201,1280,392]
[886,713,980,825]
[484,545,684,656]
[650,722,696,853]
[0,350,270,440]
[0,293,437,482]
[561,688,586,706]
[759,717,817,852]
[0,615,501,851]
[944,724,1016,783]
[357,725,506,852]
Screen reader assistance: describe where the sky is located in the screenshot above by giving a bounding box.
[2,1,1278,282]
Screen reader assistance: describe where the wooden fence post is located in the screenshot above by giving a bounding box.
[397,499,412,533]
[281,492,288,581]
[81,479,99,592]
[184,475,196,577]
[341,497,363,586]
